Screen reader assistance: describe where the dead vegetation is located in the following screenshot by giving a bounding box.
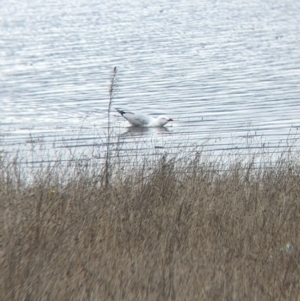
[1,146,300,301]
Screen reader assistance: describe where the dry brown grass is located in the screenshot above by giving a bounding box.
[1,147,300,300]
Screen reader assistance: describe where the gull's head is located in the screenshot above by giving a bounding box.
[157,115,173,127]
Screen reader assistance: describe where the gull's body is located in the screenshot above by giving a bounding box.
[116,109,173,127]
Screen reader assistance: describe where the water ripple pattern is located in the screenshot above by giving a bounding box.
[1,0,300,160]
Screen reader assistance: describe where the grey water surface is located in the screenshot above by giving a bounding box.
[1,0,300,165]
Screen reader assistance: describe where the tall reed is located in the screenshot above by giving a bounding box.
[104,66,118,186]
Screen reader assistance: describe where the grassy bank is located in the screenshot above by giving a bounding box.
[1,146,300,300]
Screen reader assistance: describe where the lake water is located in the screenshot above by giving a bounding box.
[2,0,300,168]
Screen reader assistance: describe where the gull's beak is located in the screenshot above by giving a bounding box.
[168,118,173,122]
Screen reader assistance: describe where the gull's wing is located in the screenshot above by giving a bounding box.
[123,112,152,126]
[116,109,152,127]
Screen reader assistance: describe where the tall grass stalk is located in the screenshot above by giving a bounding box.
[104,66,117,186]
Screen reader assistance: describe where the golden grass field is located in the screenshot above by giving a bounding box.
[1,143,300,301]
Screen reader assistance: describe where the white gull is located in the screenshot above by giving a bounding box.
[115,108,173,127]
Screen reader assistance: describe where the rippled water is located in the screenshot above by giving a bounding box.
[2,0,300,165]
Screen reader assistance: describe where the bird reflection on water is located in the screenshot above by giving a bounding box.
[118,126,172,139]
